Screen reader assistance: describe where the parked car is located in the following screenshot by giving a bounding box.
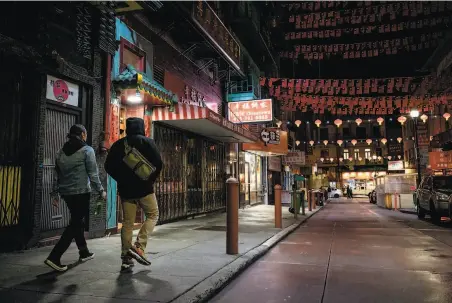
[321,186,343,198]
[416,175,452,222]
[368,190,377,204]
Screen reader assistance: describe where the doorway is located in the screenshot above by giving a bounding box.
[40,107,80,233]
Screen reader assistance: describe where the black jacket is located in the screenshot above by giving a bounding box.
[105,118,163,199]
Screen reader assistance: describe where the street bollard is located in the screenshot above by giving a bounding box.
[226,177,239,255]
[274,184,282,228]
[309,190,313,211]
[301,190,305,215]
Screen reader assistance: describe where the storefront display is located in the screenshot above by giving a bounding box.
[239,152,263,206]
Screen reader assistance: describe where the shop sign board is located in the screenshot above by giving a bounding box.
[387,141,403,157]
[429,151,452,170]
[261,128,280,145]
[193,1,240,69]
[268,156,281,172]
[46,75,79,107]
[282,151,306,166]
[228,99,273,124]
[180,85,206,107]
[388,160,404,171]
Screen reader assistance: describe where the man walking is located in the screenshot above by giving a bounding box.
[105,118,163,270]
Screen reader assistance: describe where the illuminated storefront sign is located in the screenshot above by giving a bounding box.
[388,160,404,171]
[429,151,452,170]
[282,151,306,166]
[46,75,79,107]
[228,99,273,124]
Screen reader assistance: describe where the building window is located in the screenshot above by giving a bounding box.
[343,149,349,159]
[320,128,329,140]
[343,127,350,137]
[354,149,360,159]
[321,149,329,158]
[153,64,165,86]
[120,38,146,73]
[356,127,366,138]
[365,149,371,159]
[373,126,380,137]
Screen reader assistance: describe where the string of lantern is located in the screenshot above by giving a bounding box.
[277,95,449,114]
[289,2,452,29]
[282,1,350,13]
[281,33,443,60]
[262,76,417,95]
[284,18,451,40]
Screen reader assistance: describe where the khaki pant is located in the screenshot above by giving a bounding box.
[121,193,159,256]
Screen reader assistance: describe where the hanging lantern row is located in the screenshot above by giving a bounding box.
[303,137,403,147]
[318,155,402,163]
[396,112,451,125]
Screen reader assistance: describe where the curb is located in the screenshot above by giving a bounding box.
[170,207,324,303]
[398,208,417,215]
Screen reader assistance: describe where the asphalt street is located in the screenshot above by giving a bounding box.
[210,198,452,303]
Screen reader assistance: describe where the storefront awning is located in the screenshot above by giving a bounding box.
[113,65,177,106]
[242,129,288,156]
[152,104,258,143]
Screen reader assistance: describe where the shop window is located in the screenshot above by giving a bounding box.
[343,149,349,159]
[120,38,146,73]
[365,149,371,159]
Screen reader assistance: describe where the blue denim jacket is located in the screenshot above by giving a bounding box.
[54,146,104,196]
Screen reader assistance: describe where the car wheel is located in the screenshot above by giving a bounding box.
[417,200,425,219]
[334,194,339,198]
[430,201,440,223]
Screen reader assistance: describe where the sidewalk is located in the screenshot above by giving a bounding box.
[0,204,321,303]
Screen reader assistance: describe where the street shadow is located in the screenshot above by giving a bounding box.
[36,259,83,280]
[108,269,175,302]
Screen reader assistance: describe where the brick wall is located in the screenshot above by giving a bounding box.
[152,36,223,112]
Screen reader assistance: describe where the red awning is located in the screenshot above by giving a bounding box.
[152,104,258,143]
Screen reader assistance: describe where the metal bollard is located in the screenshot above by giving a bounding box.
[309,190,313,211]
[226,177,239,255]
[301,190,305,215]
[274,184,282,228]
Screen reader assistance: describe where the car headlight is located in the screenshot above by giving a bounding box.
[436,193,450,201]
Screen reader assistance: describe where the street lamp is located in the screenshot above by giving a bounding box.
[410,109,421,186]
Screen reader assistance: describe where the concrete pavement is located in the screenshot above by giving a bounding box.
[0,204,321,303]
[211,197,452,303]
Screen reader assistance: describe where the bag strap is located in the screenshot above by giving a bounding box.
[124,138,132,153]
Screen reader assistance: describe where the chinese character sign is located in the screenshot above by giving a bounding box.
[46,75,79,107]
[429,151,452,170]
[228,99,273,123]
[261,128,280,145]
[283,151,306,165]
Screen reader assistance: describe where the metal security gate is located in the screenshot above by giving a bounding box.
[154,123,226,223]
[40,108,77,231]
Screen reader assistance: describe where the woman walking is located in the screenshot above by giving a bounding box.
[44,124,106,272]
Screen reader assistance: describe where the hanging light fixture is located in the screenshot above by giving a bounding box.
[443,112,451,121]
[320,157,324,162]
[358,156,363,161]
[351,139,357,146]
[314,119,322,127]
[381,138,387,145]
[276,120,282,128]
[397,137,402,143]
[330,158,334,162]
[420,114,428,123]
[337,139,343,146]
[397,116,407,125]
[339,157,343,162]
[377,117,384,125]
[295,120,302,127]
[334,119,342,128]
[388,156,392,160]
[430,135,433,141]
[366,139,372,145]
[372,155,377,160]
[355,118,362,126]
[295,140,300,146]
[398,155,402,159]
[323,140,328,146]
[127,89,143,103]
[348,157,353,162]
[309,140,314,146]
[378,156,382,161]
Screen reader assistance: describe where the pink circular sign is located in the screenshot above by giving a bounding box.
[53,79,69,102]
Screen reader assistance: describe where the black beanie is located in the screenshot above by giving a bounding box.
[68,124,87,138]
